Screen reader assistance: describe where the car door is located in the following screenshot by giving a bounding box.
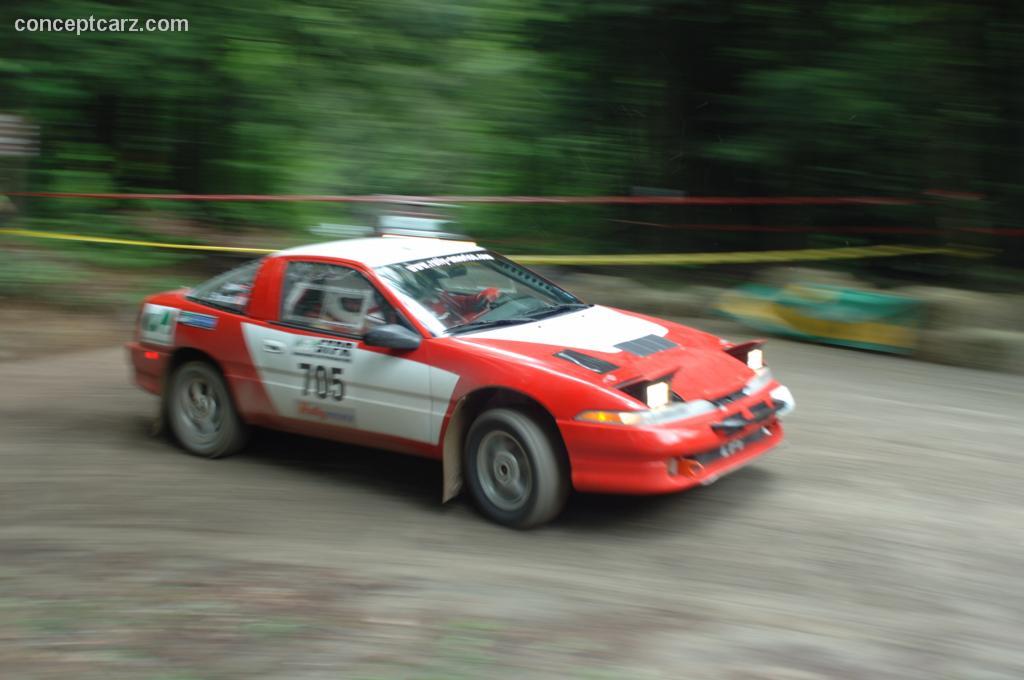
[240,260,458,446]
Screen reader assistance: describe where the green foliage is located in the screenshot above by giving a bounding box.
[1,0,1022,260]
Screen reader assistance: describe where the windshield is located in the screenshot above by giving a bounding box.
[374,251,584,335]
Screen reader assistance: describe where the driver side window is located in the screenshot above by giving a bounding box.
[280,262,396,337]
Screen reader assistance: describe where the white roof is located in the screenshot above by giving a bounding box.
[273,236,485,268]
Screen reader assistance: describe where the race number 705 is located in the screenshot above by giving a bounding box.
[299,363,344,401]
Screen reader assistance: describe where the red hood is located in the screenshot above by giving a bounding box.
[451,305,752,402]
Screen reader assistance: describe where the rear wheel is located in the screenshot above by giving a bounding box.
[464,408,568,528]
[167,360,246,458]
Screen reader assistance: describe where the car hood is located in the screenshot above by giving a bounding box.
[452,305,753,402]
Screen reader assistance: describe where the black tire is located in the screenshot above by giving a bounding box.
[166,360,247,459]
[463,407,569,528]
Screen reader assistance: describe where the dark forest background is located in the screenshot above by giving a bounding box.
[2,1,1023,264]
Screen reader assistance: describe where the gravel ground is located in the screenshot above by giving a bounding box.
[1,318,1022,679]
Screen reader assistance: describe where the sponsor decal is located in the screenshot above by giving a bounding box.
[297,400,356,424]
[140,304,178,346]
[404,252,493,273]
[179,311,218,330]
[293,337,354,362]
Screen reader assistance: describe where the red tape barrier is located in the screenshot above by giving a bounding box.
[613,219,1024,237]
[7,192,923,205]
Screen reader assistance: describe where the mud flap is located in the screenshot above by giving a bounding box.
[442,400,468,503]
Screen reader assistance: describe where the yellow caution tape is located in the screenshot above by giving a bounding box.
[0,228,276,254]
[0,227,985,264]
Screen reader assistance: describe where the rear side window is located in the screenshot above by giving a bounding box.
[189,259,261,313]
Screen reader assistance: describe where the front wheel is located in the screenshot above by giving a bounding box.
[167,360,247,459]
[464,408,569,528]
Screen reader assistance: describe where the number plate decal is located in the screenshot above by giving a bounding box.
[299,362,346,401]
[719,439,746,458]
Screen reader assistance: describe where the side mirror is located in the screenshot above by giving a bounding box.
[363,324,422,351]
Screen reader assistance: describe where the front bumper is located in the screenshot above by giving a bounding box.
[559,383,793,494]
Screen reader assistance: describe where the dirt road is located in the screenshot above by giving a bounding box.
[2,320,1022,679]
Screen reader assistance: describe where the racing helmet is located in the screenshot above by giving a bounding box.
[323,286,370,329]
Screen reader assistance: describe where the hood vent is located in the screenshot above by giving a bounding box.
[614,334,678,357]
[554,349,618,374]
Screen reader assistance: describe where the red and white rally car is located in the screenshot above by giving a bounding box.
[128,237,794,527]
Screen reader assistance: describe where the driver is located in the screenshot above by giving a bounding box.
[439,287,501,316]
[395,267,506,327]
[323,286,387,333]
[421,286,502,326]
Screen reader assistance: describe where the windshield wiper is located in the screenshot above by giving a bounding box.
[522,302,592,320]
[446,304,590,335]
[446,317,535,335]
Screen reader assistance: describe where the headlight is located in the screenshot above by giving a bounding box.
[645,381,671,409]
[725,341,766,372]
